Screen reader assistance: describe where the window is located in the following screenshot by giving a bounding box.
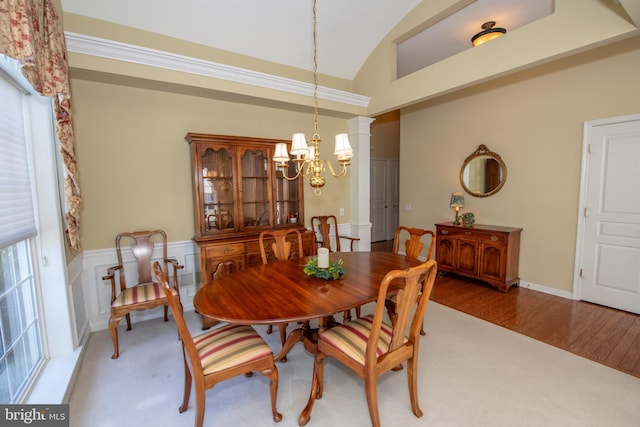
[0,241,41,402]
[0,56,44,403]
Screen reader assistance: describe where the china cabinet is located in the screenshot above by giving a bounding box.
[186,133,315,286]
[435,222,521,292]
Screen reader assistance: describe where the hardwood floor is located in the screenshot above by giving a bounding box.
[431,274,640,378]
[371,240,640,378]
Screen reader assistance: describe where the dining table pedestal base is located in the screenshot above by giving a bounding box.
[274,316,339,362]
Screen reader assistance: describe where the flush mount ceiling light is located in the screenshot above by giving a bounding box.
[471,21,507,46]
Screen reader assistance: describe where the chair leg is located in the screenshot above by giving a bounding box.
[299,351,326,426]
[420,320,426,336]
[261,361,283,422]
[201,315,219,330]
[364,375,381,427]
[384,299,398,328]
[125,313,132,330]
[108,315,121,359]
[278,323,288,346]
[267,325,273,334]
[163,304,169,321]
[193,380,206,427]
[406,355,423,418]
[179,352,192,413]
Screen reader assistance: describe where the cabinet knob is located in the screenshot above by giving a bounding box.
[224,247,232,254]
[441,230,448,235]
[490,235,498,241]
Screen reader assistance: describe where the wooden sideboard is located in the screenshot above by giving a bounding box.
[435,222,522,292]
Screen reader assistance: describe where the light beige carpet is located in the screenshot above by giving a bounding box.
[69,302,640,427]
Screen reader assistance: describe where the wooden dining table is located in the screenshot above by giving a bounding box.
[193,251,421,361]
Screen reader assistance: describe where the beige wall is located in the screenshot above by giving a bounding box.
[71,79,352,250]
[400,36,640,292]
[371,111,400,159]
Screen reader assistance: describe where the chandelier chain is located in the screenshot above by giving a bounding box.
[312,0,319,140]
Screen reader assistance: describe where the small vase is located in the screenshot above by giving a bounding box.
[462,213,475,228]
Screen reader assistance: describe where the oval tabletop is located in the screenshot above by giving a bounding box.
[193,251,420,325]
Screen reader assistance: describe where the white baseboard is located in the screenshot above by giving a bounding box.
[519,280,574,300]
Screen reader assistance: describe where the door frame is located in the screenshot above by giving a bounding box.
[573,112,640,302]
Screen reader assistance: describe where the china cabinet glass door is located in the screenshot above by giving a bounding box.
[240,147,271,231]
[201,147,236,234]
[275,162,302,225]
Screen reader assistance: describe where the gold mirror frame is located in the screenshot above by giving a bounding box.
[459,144,507,198]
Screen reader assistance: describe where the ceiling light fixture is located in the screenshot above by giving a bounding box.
[273,0,353,196]
[471,21,507,46]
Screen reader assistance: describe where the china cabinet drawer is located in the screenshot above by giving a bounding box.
[204,243,245,259]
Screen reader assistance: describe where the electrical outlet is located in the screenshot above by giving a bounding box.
[339,208,345,216]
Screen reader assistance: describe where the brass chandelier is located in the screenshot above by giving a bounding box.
[273,0,353,196]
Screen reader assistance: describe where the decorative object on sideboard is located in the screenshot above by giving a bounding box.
[471,21,507,46]
[272,0,353,196]
[450,192,465,225]
[460,144,507,198]
[461,212,475,228]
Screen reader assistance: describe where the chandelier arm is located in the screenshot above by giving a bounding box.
[278,160,309,181]
[323,159,349,179]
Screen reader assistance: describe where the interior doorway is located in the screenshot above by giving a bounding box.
[369,111,400,243]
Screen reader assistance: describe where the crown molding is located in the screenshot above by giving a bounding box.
[64,32,370,108]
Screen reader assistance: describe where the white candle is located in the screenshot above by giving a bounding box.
[318,247,329,269]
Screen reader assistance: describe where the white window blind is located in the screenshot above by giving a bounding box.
[0,64,37,250]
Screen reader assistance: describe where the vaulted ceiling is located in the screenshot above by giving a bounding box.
[61,0,639,116]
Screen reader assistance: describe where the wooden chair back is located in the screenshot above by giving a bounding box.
[259,228,304,264]
[311,215,359,252]
[115,229,168,288]
[201,260,240,330]
[392,226,435,260]
[153,261,282,427]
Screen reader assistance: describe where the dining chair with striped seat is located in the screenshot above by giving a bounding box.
[152,261,282,427]
[299,259,438,427]
[103,229,183,359]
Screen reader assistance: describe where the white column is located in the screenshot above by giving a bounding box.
[348,116,375,251]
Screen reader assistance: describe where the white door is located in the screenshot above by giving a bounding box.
[370,159,388,242]
[577,114,640,314]
[387,159,400,240]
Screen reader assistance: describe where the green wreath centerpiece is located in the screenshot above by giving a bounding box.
[303,257,345,280]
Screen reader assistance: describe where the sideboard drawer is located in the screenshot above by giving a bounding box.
[458,230,507,245]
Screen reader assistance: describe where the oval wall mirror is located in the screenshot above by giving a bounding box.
[460,144,507,198]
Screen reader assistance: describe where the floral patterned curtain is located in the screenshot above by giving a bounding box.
[0,0,81,253]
